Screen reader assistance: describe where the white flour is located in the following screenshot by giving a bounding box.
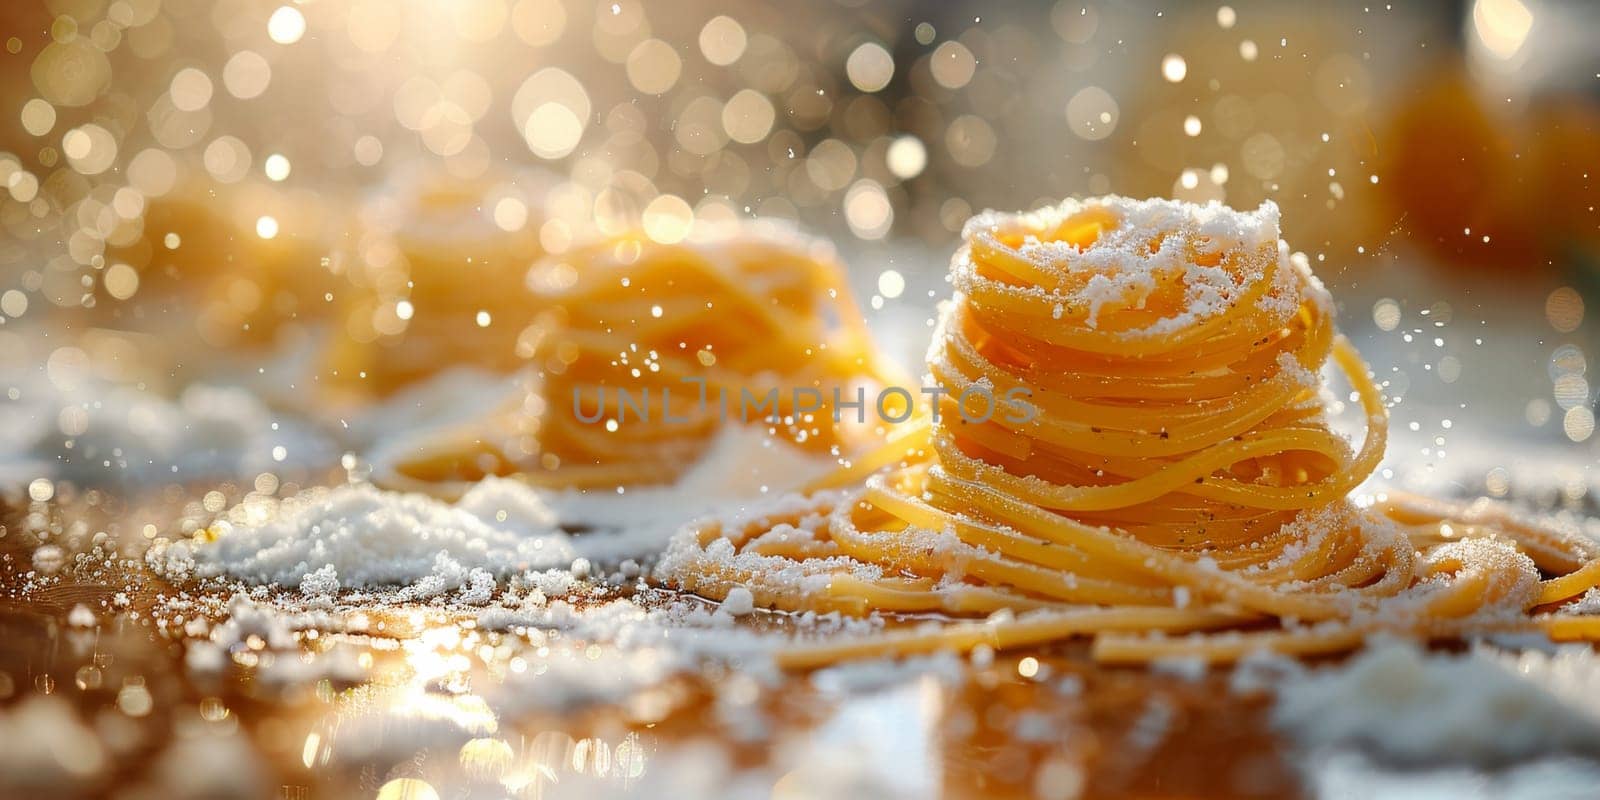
[1267,639,1600,763]
[184,424,835,592]
[188,480,575,591]
[3,371,333,487]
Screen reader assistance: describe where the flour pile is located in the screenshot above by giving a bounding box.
[183,425,836,592]
[1263,640,1600,763]
[186,479,575,595]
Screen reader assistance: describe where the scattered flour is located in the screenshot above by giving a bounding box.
[184,423,834,595]
[2,369,332,487]
[531,424,840,561]
[1270,639,1600,763]
[493,604,751,712]
[653,487,882,605]
[189,480,576,590]
[345,366,520,451]
[809,652,967,695]
[328,618,946,800]
[1228,649,1306,696]
[1308,750,1600,800]
[1569,587,1600,615]
[1150,655,1208,682]
[175,593,367,686]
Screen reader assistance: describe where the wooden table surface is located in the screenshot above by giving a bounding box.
[0,485,1311,800]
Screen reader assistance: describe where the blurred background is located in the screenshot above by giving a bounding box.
[0,0,1598,494]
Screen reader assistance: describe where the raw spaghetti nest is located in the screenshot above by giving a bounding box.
[375,222,898,497]
[659,196,1600,667]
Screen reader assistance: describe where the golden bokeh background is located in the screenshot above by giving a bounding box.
[1,0,1597,443]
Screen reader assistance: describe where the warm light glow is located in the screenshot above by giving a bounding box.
[886,135,927,179]
[264,153,291,181]
[846,42,894,92]
[1161,53,1187,82]
[1472,0,1534,60]
[267,6,307,44]
[642,194,693,243]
